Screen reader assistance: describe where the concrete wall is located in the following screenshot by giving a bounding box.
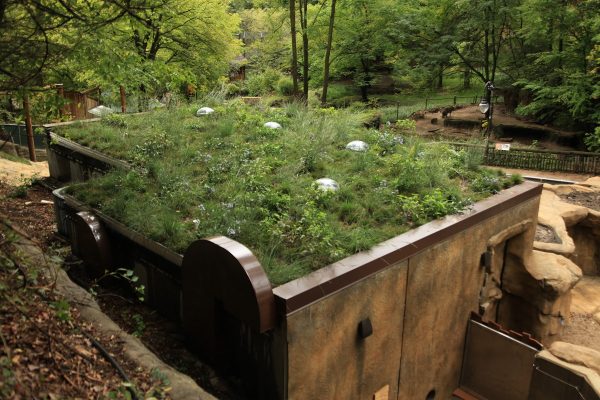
[286,261,408,399]
[280,185,542,400]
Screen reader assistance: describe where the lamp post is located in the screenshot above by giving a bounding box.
[479,81,495,163]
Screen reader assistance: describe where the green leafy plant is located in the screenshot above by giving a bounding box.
[89,268,145,302]
[50,299,71,323]
[584,127,600,153]
[8,175,39,199]
[131,314,145,338]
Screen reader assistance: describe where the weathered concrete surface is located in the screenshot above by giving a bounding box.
[537,179,600,276]
[500,249,581,342]
[568,209,600,276]
[398,196,539,400]
[571,276,600,315]
[549,341,600,376]
[5,222,216,400]
[578,177,600,187]
[283,184,545,400]
[286,260,408,400]
[534,188,587,255]
[526,250,582,296]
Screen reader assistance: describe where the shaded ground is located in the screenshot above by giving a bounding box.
[0,180,56,249]
[66,262,243,400]
[0,162,243,399]
[0,158,49,185]
[559,191,600,212]
[0,222,171,399]
[561,276,600,352]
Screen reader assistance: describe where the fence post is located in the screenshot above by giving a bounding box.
[22,92,36,162]
[453,96,457,105]
[425,98,428,109]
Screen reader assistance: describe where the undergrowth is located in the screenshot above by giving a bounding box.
[59,100,520,285]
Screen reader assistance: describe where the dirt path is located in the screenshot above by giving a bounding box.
[561,276,600,352]
[0,158,49,185]
[498,167,593,183]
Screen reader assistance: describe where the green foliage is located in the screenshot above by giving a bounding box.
[276,76,295,96]
[61,101,518,285]
[102,114,128,129]
[50,299,71,323]
[8,175,38,199]
[584,127,600,152]
[131,314,145,338]
[88,268,145,302]
[245,68,284,95]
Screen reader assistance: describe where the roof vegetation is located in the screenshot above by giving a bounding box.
[59,100,521,285]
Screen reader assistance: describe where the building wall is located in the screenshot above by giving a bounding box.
[286,261,408,399]
[283,194,541,400]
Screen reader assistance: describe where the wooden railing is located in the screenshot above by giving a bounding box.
[448,142,600,174]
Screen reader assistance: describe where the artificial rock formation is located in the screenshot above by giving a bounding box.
[522,177,600,342]
[549,341,600,376]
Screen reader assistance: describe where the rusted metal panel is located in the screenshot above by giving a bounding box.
[459,315,541,400]
[528,357,600,400]
[71,211,114,278]
[181,236,278,398]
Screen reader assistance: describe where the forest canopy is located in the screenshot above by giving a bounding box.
[0,0,598,137]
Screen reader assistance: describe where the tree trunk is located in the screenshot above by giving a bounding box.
[299,0,309,99]
[437,65,443,89]
[463,68,471,89]
[138,84,146,112]
[289,0,299,96]
[360,59,370,102]
[321,0,337,105]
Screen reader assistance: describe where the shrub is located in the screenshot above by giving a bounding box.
[101,114,128,128]
[276,77,294,96]
[225,82,241,97]
[245,68,283,96]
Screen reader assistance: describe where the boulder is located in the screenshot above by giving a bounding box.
[549,341,600,376]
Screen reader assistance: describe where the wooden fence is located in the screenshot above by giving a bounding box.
[424,95,502,109]
[448,142,600,174]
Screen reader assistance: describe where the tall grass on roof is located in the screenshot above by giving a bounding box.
[61,101,521,285]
